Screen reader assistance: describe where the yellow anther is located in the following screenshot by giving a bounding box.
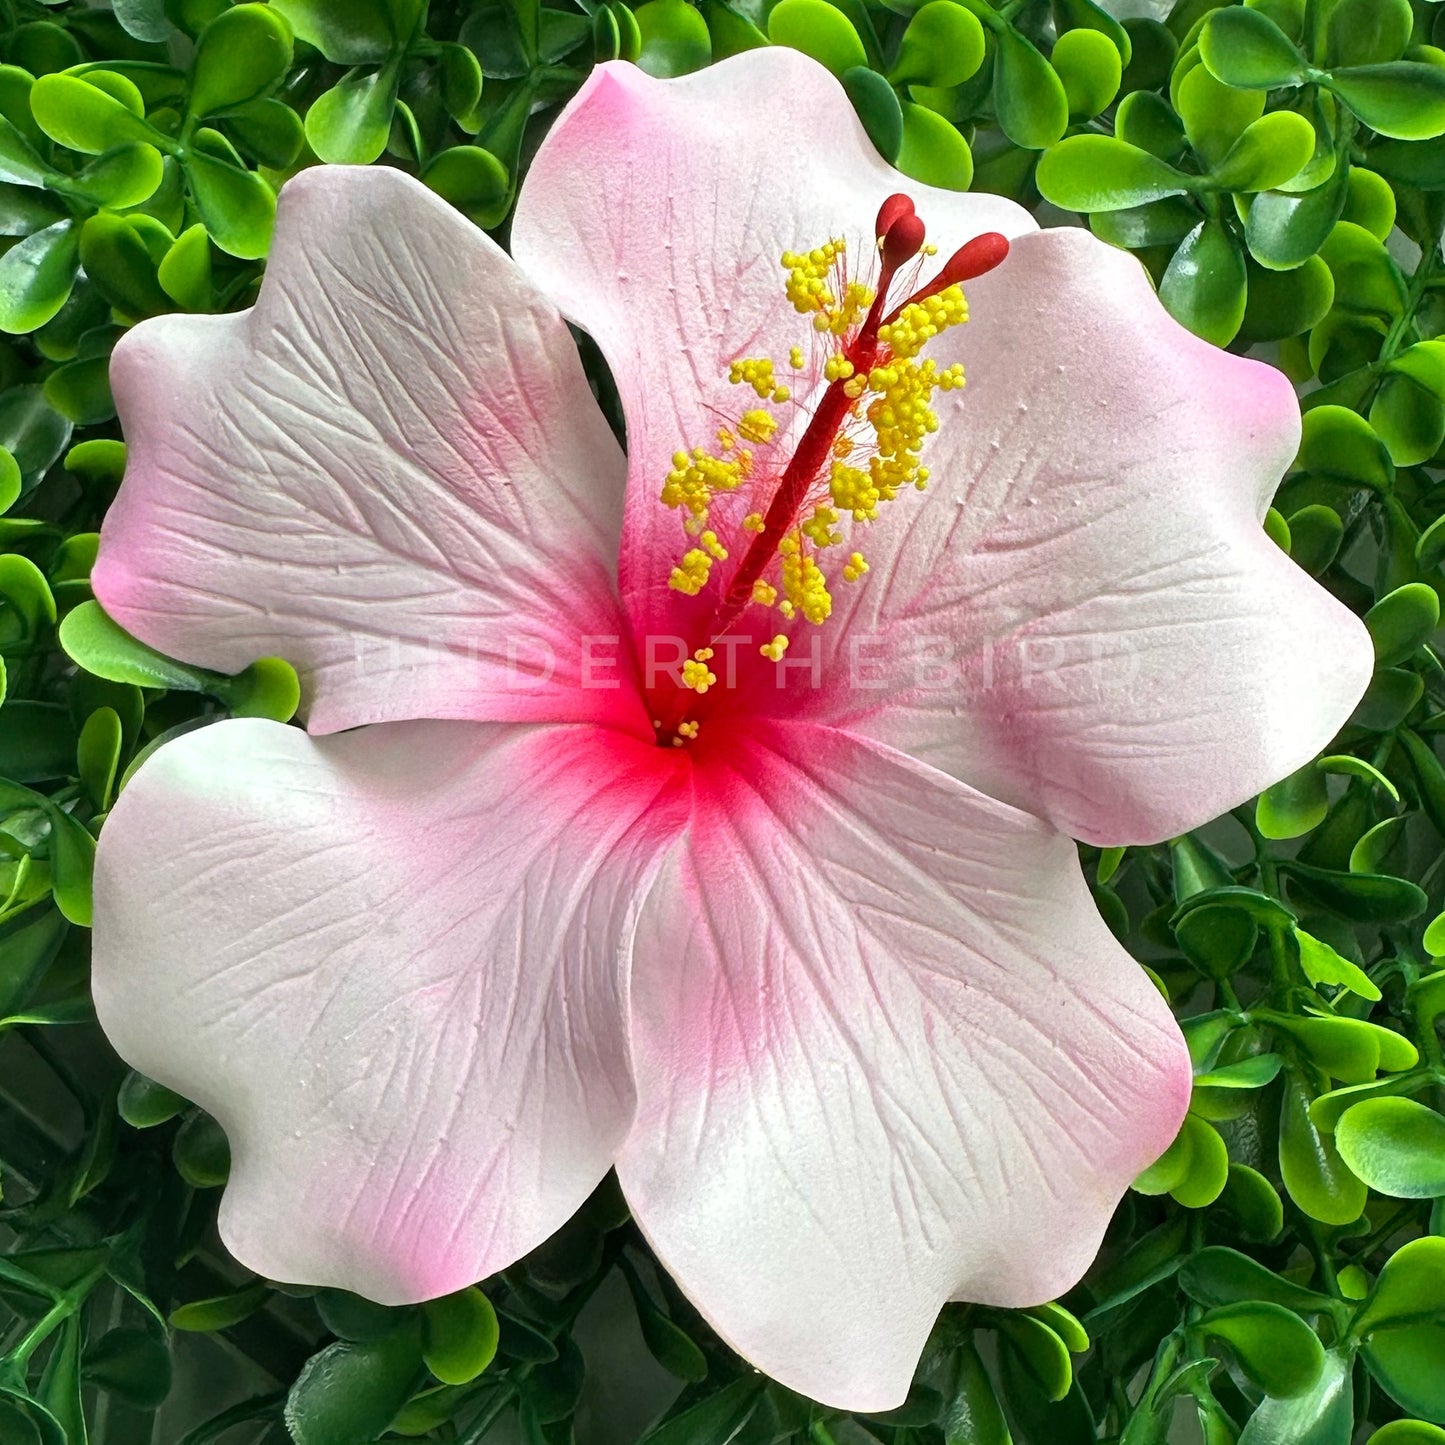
[779,600,796,619]
[677,719,700,739]
[752,579,778,606]
[843,375,867,399]
[781,538,832,624]
[789,346,805,369]
[801,504,842,548]
[700,531,728,561]
[771,385,790,403]
[759,634,790,661]
[693,647,714,661]
[668,548,713,596]
[823,353,855,383]
[832,435,854,458]
[738,409,778,445]
[743,512,766,533]
[843,551,869,582]
[730,357,780,400]
[716,425,736,452]
[877,285,968,360]
[681,658,717,694]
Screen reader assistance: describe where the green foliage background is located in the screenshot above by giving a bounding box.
[3,0,1445,1440]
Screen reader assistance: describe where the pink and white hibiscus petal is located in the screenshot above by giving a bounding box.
[98,166,645,737]
[620,720,1190,1411]
[510,51,1036,646]
[93,717,686,1300]
[746,228,1374,844]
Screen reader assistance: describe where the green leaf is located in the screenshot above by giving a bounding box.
[1343,165,1397,240]
[1240,253,1335,344]
[767,0,863,77]
[890,1,984,87]
[284,1323,424,1439]
[944,1338,1011,1445]
[223,656,300,722]
[420,1288,499,1386]
[1400,730,1445,840]
[1246,164,1351,271]
[1036,134,1190,212]
[1336,1098,1445,1197]
[1257,762,1329,839]
[269,0,399,63]
[624,1268,708,1382]
[1358,1237,1445,1335]
[1325,0,1411,68]
[1180,1246,1337,1314]
[700,0,767,59]
[1198,1301,1326,1398]
[1160,218,1247,347]
[1327,62,1445,141]
[189,4,294,117]
[157,222,212,310]
[1216,1163,1285,1241]
[53,143,165,210]
[184,145,274,258]
[1368,1425,1445,1445]
[1236,1347,1354,1445]
[421,146,509,228]
[842,66,903,163]
[0,219,79,335]
[1366,583,1439,667]
[304,65,399,164]
[995,1313,1073,1402]
[1177,59,1264,167]
[117,1069,187,1127]
[1280,1073,1368,1224]
[79,211,170,320]
[170,1281,271,1332]
[1212,111,1317,192]
[1265,1009,1419,1082]
[1287,504,1344,575]
[1200,5,1306,89]
[29,73,159,155]
[896,101,972,189]
[1295,928,1381,1000]
[639,1378,762,1445]
[1052,28,1122,120]
[1298,404,1393,488]
[993,25,1069,150]
[635,0,712,76]
[76,706,122,811]
[61,600,212,691]
[1364,1323,1445,1422]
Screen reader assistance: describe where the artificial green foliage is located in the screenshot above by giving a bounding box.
[2,0,1445,1442]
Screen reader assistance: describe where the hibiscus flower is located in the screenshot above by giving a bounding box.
[88,49,1372,1409]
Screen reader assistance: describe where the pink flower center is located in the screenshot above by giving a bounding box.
[648,196,1008,746]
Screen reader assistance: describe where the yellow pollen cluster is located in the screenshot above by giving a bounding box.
[759,634,789,661]
[864,356,966,499]
[676,720,700,741]
[682,648,717,694]
[729,356,790,404]
[779,534,832,625]
[668,549,713,596]
[877,285,968,359]
[752,579,778,605]
[742,512,765,533]
[801,504,842,548]
[789,346,805,369]
[738,409,778,445]
[663,446,750,526]
[781,241,875,336]
[823,354,855,383]
[843,551,869,582]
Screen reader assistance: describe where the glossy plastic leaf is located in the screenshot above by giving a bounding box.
[1327,63,1445,142]
[1200,6,1307,89]
[767,0,865,76]
[1159,218,1246,346]
[1198,1301,1326,1398]
[890,1,984,88]
[304,65,398,164]
[0,219,78,335]
[421,1288,500,1386]
[1336,1098,1445,1198]
[993,26,1069,150]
